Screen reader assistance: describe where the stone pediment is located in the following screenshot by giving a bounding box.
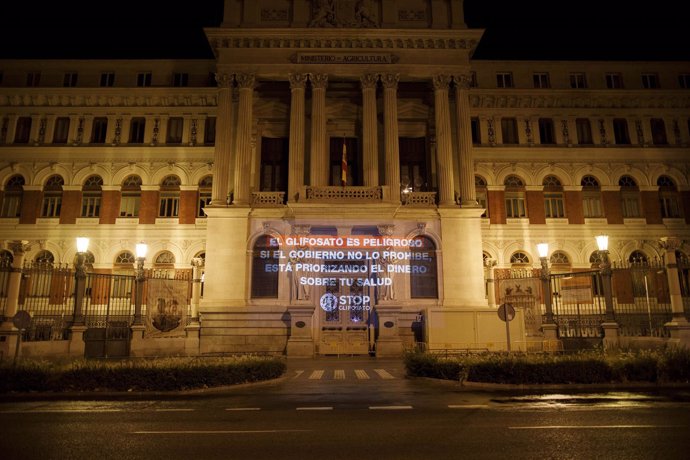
[255,99,289,118]
[397,100,430,119]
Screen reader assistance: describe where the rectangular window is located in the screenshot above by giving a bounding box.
[533,72,550,88]
[0,194,21,218]
[204,117,216,145]
[660,194,681,218]
[119,195,140,217]
[166,117,184,144]
[471,117,481,144]
[91,117,108,143]
[172,72,189,87]
[129,117,146,143]
[641,73,660,89]
[583,192,604,218]
[621,193,641,218]
[63,72,78,87]
[538,118,555,144]
[158,194,179,217]
[81,196,101,217]
[605,73,624,89]
[137,72,152,87]
[613,118,631,144]
[52,117,70,144]
[100,72,115,87]
[496,72,513,88]
[198,192,211,217]
[544,193,565,218]
[505,192,526,218]
[576,118,593,144]
[14,117,32,144]
[650,118,668,145]
[678,74,690,89]
[26,72,40,87]
[41,196,61,217]
[569,73,588,89]
[501,117,519,144]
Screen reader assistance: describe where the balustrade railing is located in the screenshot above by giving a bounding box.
[251,191,286,207]
[304,186,382,202]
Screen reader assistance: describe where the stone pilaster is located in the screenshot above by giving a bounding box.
[288,73,307,202]
[660,237,690,347]
[361,74,379,187]
[309,73,329,186]
[211,73,235,205]
[382,73,400,201]
[433,74,455,206]
[454,74,477,206]
[232,73,255,205]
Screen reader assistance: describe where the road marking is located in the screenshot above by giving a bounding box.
[509,425,684,430]
[132,430,312,435]
[374,369,395,379]
[355,369,369,379]
[334,369,345,380]
[369,406,413,410]
[308,370,324,380]
[296,407,333,411]
[225,408,261,411]
[155,408,195,412]
[448,404,489,409]
[293,370,304,379]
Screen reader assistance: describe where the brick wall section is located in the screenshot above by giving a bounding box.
[99,190,120,224]
[683,191,690,224]
[59,191,81,224]
[602,191,623,224]
[526,191,545,224]
[19,191,41,224]
[641,191,663,225]
[565,191,584,224]
[179,190,197,224]
[139,190,159,224]
[488,190,506,224]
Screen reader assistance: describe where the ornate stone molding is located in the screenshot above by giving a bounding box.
[308,0,379,28]
[309,73,329,89]
[360,73,378,90]
[659,237,683,252]
[0,90,218,108]
[468,91,690,110]
[377,225,394,236]
[454,74,473,90]
[380,73,399,89]
[235,73,256,89]
[432,74,452,91]
[215,73,234,88]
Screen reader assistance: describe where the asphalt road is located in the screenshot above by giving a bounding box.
[2,358,689,460]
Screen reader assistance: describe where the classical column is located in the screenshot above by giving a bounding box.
[454,74,477,206]
[381,73,400,201]
[433,74,455,206]
[232,73,255,205]
[361,74,379,187]
[309,73,329,187]
[211,73,235,205]
[288,73,308,202]
[659,237,690,347]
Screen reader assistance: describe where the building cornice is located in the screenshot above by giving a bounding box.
[0,88,218,108]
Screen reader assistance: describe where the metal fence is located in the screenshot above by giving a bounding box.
[0,257,11,317]
[551,270,606,339]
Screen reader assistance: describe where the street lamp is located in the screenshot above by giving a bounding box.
[537,243,555,325]
[133,242,148,325]
[73,236,89,325]
[596,235,615,322]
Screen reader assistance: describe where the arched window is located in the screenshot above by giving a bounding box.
[81,175,103,217]
[198,175,212,217]
[1,175,25,218]
[629,250,648,265]
[154,251,176,268]
[41,175,64,217]
[34,250,55,265]
[120,175,142,217]
[543,175,565,218]
[657,175,682,218]
[159,175,181,217]
[619,175,642,218]
[115,251,136,265]
[581,175,603,218]
[550,251,570,265]
[410,236,438,299]
[475,175,488,217]
[251,235,279,298]
[504,175,526,218]
[510,251,530,265]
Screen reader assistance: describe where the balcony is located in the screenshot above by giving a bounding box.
[303,186,383,203]
[251,191,286,207]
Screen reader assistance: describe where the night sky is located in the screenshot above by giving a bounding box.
[0,0,688,61]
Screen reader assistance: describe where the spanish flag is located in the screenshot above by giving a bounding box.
[341,140,347,186]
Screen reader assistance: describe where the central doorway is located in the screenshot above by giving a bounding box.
[318,275,373,355]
